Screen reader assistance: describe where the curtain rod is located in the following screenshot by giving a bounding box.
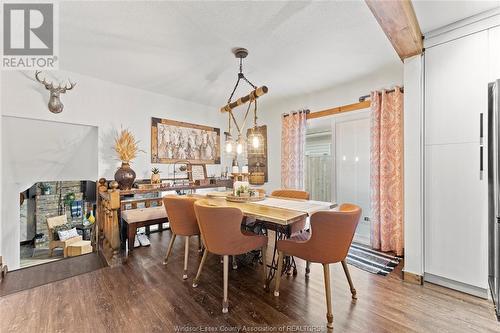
[358,87,404,102]
[282,109,310,118]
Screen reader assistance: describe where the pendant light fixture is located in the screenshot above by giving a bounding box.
[222,48,266,156]
[247,99,265,154]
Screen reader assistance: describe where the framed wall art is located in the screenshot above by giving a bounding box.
[151,117,221,164]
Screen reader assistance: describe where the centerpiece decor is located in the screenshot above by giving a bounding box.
[114,128,141,190]
[225,172,264,202]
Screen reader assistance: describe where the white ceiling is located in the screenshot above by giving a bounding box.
[59,1,401,107]
[413,0,500,34]
[58,1,500,108]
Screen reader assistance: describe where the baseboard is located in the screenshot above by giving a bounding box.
[424,273,489,299]
[402,270,423,285]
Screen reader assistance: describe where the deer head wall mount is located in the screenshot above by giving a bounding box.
[35,71,76,114]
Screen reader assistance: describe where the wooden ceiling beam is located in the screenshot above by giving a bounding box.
[365,0,423,60]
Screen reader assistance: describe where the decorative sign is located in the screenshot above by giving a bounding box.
[190,164,206,181]
[151,118,221,164]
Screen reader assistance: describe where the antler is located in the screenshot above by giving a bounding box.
[59,80,76,93]
[35,70,54,90]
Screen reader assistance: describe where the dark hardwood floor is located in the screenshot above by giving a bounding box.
[0,231,498,332]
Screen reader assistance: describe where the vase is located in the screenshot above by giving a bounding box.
[114,162,136,190]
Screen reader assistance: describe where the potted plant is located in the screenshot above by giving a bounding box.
[114,128,142,190]
[38,183,51,195]
[151,167,161,184]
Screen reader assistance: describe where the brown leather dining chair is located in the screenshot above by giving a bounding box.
[273,203,361,329]
[271,189,310,237]
[193,199,268,313]
[162,195,201,280]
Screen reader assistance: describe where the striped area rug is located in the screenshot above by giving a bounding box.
[346,243,401,276]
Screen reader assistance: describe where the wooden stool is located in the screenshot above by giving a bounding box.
[66,240,92,257]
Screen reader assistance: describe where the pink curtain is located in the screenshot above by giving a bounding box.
[370,88,404,256]
[281,111,307,189]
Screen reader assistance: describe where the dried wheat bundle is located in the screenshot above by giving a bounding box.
[114,128,141,163]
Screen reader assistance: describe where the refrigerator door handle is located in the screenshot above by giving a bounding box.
[480,146,484,180]
[480,112,484,145]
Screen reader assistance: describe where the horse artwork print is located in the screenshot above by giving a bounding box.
[151,117,221,164]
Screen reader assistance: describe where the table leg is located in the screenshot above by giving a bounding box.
[260,223,293,288]
[128,224,137,252]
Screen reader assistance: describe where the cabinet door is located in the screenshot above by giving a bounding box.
[489,26,500,81]
[425,31,488,145]
[425,143,488,289]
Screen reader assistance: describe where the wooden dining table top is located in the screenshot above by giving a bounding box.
[190,194,335,226]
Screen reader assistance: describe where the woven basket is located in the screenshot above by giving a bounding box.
[249,172,265,185]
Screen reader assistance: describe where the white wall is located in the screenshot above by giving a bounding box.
[2,117,99,268]
[0,70,226,269]
[259,63,403,192]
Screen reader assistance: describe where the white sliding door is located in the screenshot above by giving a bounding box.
[335,111,371,245]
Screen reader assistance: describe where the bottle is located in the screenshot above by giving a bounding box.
[88,210,95,224]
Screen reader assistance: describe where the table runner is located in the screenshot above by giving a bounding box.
[252,197,334,215]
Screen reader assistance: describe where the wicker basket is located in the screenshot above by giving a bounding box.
[249,172,265,185]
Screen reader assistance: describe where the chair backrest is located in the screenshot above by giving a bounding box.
[194,199,245,255]
[254,188,266,196]
[46,215,68,242]
[271,189,310,200]
[162,195,199,236]
[308,204,361,263]
[47,215,67,230]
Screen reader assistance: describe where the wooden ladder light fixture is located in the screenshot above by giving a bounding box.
[221,48,268,156]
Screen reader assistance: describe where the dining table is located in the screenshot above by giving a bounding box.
[190,192,336,287]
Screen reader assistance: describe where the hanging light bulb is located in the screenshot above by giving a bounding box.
[252,134,260,148]
[226,141,233,153]
[225,135,234,154]
[236,135,245,155]
[236,142,243,155]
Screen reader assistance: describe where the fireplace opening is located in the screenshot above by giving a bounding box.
[19,180,97,268]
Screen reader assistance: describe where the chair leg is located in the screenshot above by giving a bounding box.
[192,249,208,288]
[163,233,176,265]
[274,251,284,296]
[306,261,311,276]
[323,264,334,329]
[183,236,189,280]
[198,235,203,253]
[222,255,229,313]
[261,245,268,289]
[341,260,357,300]
[232,255,238,270]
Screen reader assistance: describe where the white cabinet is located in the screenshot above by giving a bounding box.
[425,143,488,289]
[424,30,490,295]
[489,26,500,81]
[425,30,488,145]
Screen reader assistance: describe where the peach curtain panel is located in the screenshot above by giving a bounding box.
[370,88,404,256]
[281,111,307,189]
